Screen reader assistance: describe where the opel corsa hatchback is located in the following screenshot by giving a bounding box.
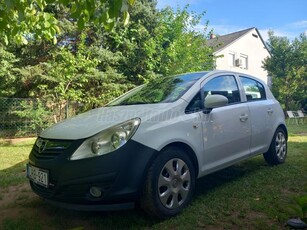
[27,70,288,218]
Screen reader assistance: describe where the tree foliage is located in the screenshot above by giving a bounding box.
[0,2,214,122]
[46,33,132,108]
[14,99,52,134]
[0,47,19,97]
[263,31,307,110]
[156,6,214,75]
[0,0,135,45]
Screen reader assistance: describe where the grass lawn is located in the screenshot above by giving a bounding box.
[0,123,306,229]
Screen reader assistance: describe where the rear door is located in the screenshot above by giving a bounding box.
[200,74,251,173]
[239,76,275,155]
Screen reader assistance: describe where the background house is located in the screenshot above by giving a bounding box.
[207,27,270,84]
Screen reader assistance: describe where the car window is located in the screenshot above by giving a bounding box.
[185,92,202,113]
[240,76,266,101]
[203,75,241,104]
[107,72,206,106]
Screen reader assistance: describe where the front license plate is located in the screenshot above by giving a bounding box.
[27,164,49,188]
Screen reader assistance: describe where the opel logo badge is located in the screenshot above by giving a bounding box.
[37,139,48,153]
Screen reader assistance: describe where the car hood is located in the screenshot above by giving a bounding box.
[40,103,181,140]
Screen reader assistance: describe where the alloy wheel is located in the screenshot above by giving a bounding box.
[276,131,286,160]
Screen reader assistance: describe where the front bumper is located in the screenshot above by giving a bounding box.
[45,199,134,211]
[28,138,158,209]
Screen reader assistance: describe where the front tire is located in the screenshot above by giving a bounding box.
[263,127,287,165]
[140,147,196,219]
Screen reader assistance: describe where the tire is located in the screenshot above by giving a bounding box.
[140,147,196,219]
[263,127,287,165]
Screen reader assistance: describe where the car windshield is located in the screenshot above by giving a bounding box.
[107,72,206,106]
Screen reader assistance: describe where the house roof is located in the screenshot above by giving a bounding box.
[207,27,266,52]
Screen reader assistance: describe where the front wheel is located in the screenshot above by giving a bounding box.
[140,147,196,219]
[263,127,287,165]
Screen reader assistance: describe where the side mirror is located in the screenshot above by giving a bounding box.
[204,95,228,112]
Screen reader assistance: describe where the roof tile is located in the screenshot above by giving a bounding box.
[207,27,255,52]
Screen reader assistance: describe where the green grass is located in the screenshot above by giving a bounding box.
[287,122,307,135]
[0,124,306,229]
[0,139,35,188]
[2,218,41,230]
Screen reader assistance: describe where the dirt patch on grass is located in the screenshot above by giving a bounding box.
[1,137,36,145]
[0,183,103,230]
[0,183,39,222]
[0,183,33,208]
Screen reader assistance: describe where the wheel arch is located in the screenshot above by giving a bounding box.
[139,141,198,218]
[263,123,288,165]
[159,142,199,179]
[138,141,200,200]
[277,124,288,140]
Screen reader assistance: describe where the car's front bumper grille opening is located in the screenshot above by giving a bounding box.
[30,181,55,198]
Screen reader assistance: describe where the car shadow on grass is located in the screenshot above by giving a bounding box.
[1,138,306,230]
[1,158,268,230]
[194,156,267,197]
[0,162,157,229]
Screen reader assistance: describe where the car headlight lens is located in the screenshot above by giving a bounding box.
[70,118,141,160]
[111,131,127,149]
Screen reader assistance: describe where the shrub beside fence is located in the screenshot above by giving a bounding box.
[0,98,77,138]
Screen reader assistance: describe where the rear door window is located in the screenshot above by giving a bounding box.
[240,76,266,101]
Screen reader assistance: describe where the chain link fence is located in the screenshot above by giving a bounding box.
[0,98,78,138]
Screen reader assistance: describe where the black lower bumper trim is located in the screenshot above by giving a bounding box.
[45,199,135,211]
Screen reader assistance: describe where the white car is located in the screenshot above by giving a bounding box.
[27,70,287,219]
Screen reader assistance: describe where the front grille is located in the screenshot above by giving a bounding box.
[33,145,65,159]
[33,138,73,159]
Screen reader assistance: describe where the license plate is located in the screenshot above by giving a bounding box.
[27,164,49,188]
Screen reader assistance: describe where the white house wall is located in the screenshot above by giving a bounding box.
[214,29,270,83]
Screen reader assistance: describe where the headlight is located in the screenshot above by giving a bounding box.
[70,118,141,160]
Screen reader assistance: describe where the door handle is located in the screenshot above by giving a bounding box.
[239,114,249,122]
[267,108,273,114]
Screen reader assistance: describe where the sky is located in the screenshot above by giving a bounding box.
[156,0,307,41]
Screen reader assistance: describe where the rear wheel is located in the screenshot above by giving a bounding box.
[263,127,287,165]
[140,147,196,219]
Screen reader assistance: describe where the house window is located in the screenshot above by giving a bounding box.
[228,52,235,66]
[240,54,248,69]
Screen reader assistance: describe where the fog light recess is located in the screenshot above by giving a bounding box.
[89,186,102,198]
